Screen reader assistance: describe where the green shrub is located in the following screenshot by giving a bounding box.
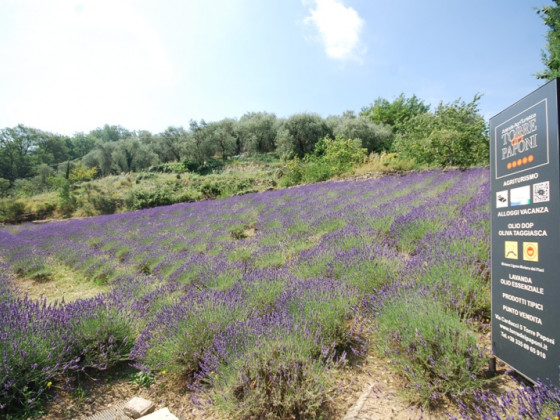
[135,172,157,182]
[0,199,26,222]
[0,195,58,223]
[200,181,222,199]
[129,370,154,388]
[320,135,367,173]
[292,293,357,356]
[278,157,304,187]
[89,194,122,214]
[148,162,188,174]
[126,189,173,210]
[37,201,57,217]
[392,95,489,167]
[301,159,333,183]
[0,177,10,198]
[13,178,40,197]
[421,263,490,320]
[279,156,333,187]
[69,163,98,183]
[358,152,418,173]
[0,298,134,418]
[182,158,224,175]
[280,135,366,187]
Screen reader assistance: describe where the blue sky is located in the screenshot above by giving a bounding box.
[0,0,554,136]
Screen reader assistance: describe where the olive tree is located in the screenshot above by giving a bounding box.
[154,127,188,163]
[111,138,159,172]
[0,125,43,182]
[184,120,215,165]
[238,112,278,154]
[328,113,393,153]
[276,113,331,158]
[205,119,239,159]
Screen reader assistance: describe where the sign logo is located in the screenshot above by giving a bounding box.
[510,185,531,206]
[494,99,549,179]
[505,241,518,260]
[523,242,539,262]
[496,190,509,208]
[506,155,534,171]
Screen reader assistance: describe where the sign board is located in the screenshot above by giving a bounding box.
[490,79,560,386]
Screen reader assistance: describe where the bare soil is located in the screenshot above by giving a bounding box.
[42,366,214,420]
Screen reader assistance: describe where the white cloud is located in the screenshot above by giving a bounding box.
[303,0,366,62]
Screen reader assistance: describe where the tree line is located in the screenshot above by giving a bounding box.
[0,95,489,198]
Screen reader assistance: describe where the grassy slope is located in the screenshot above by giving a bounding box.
[0,156,283,223]
[0,152,416,224]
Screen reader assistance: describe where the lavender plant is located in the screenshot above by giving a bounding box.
[208,338,339,419]
[0,287,135,417]
[373,289,488,407]
[0,297,70,415]
[131,285,247,377]
[2,166,531,418]
[454,376,560,419]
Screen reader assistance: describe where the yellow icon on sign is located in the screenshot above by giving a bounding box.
[505,241,518,260]
[523,242,539,262]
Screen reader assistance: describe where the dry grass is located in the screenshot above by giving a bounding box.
[353,152,418,176]
[16,263,109,303]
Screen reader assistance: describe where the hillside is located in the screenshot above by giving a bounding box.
[1,95,489,224]
[1,167,558,419]
[0,155,284,224]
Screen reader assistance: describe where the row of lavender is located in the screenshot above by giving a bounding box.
[1,167,557,418]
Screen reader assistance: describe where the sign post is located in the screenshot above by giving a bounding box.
[490,79,560,386]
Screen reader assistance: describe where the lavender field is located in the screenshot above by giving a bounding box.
[1,167,558,418]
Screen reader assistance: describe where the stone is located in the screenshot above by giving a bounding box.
[141,408,179,420]
[123,397,155,419]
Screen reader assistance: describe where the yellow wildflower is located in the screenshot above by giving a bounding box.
[47,381,52,387]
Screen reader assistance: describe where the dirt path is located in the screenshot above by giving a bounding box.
[338,354,455,420]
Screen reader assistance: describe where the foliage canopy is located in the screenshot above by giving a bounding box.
[360,93,430,134]
[537,0,560,81]
[393,95,488,167]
